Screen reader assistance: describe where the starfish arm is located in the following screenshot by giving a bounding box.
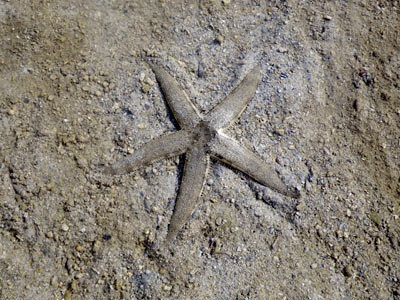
[210,133,300,199]
[149,63,202,128]
[105,130,192,175]
[166,146,209,243]
[206,65,262,130]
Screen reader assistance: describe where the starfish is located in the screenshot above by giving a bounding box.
[106,62,300,244]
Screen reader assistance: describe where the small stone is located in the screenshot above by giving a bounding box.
[343,265,354,277]
[230,226,239,233]
[305,181,312,191]
[64,290,72,300]
[46,231,54,239]
[274,128,285,136]
[254,207,263,217]
[95,90,102,97]
[70,280,78,291]
[7,108,16,115]
[61,224,69,232]
[50,74,58,81]
[346,209,352,217]
[323,15,332,21]
[163,285,172,291]
[296,200,306,211]
[207,178,214,185]
[50,276,58,287]
[210,197,218,203]
[370,212,382,226]
[222,0,231,5]
[141,82,152,93]
[46,180,56,191]
[197,63,205,78]
[76,156,88,168]
[93,240,102,253]
[215,34,224,45]
[215,216,223,226]
[75,244,84,252]
[47,95,55,101]
[311,263,318,269]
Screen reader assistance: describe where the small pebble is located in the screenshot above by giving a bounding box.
[141,82,152,93]
[305,181,312,192]
[50,276,58,287]
[197,63,205,78]
[311,263,318,269]
[64,290,72,300]
[296,201,306,212]
[215,34,224,45]
[370,212,382,226]
[163,285,172,292]
[254,207,263,217]
[93,240,102,253]
[61,224,69,232]
[343,265,354,277]
[274,128,285,136]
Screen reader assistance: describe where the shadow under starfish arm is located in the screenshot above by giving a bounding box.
[209,133,300,199]
[165,146,209,244]
[104,130,192,175]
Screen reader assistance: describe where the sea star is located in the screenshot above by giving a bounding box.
[106,62,300,243]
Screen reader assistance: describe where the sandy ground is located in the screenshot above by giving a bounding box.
[0,1,399,299]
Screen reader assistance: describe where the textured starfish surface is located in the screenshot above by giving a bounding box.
[106,62,300,244]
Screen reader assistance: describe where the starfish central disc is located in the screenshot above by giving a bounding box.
[191,120,219,149]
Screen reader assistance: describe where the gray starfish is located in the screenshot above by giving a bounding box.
[106,62,300,243]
